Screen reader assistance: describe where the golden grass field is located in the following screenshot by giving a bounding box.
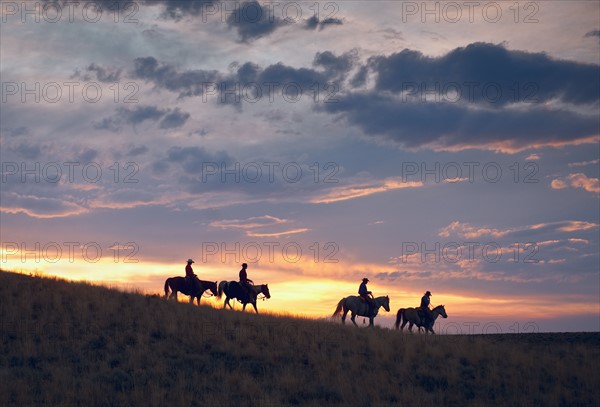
[0,270,598,406]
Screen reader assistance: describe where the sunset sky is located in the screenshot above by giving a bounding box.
[1,0,599,332]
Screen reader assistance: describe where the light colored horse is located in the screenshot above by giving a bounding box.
[395,305,448,334]
[217,281,271,314]
[332,295,390,327]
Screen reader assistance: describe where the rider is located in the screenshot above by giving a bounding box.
[185,259,201,292]
[358,277,375,315]
[239,263,254,301]
[419,290,434,327]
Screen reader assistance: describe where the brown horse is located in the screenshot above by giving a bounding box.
[164,277,218,305]
[216,281,270,313]
[395,305,448,334]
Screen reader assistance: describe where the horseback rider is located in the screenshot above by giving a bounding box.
[185,259,201,292]
[239,263,254,301]
[419,291,434,327]
[358,278,375,315]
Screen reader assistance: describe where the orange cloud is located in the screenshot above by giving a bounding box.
[551,173,600,194]
[558,221,599,232]
[311,179,423,204]
[210,215,287,230]
[246,228,310,237]
[438,221,509,239]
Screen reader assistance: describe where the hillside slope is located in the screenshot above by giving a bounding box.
[0,271,598,406]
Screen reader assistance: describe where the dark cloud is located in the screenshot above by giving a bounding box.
[256,63,328,89]
[77,149,98,162]
[304,15,319,30]
[127,145,149,156]
[127,44,598,151]
[120,105,167,125]
[226,1,286,42]
[86,63,122,83]
[323,92,599,151]
[159,108,191,129]
[584,29,600,38]
[131,54,341,103]
[2,192,86,218]
[132,56,221,98]
[313,50,356,79]
[12,142,41,159]
[144,0,219,21]
[166,146,232,174]
[304,15,343,31]
[94,105,190,131]
[369,42,600,107]
[350,66,368,88]
[320,17,343,27]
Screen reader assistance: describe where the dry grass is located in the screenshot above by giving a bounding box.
[0,270,598,406]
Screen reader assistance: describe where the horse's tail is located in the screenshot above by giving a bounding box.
[395,308,405,330]
[164,278,170,298]
[217,281,225,299]
[332,298,345,318]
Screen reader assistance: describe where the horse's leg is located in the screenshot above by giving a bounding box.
[369,317,374,327]
[350,312,358,327]
[408,322,414,333]
[341,307,348,324]
[251,302,258,314]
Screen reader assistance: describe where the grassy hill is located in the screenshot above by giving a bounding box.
[0,270,598,406]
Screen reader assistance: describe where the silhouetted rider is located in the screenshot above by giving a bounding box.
[239,263,254,300]
[358,277,375,315]
[419,291,434,327]
[185,259,201,292]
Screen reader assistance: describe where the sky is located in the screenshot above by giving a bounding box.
[1,0,599,332]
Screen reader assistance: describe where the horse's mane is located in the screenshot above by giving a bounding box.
[432,304,444,310]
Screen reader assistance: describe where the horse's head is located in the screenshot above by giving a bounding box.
[436,304,448,319]
[382,295,390,312]
[208,281,218,297]
[261,284,271,299]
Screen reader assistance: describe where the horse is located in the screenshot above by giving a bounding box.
[217,281,271,314]
[395,305,448,334]
[164,277,218,305]
[332,295,390,327]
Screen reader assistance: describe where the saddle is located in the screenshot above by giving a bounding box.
[186,276,201,292]
[416,307,431,325]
